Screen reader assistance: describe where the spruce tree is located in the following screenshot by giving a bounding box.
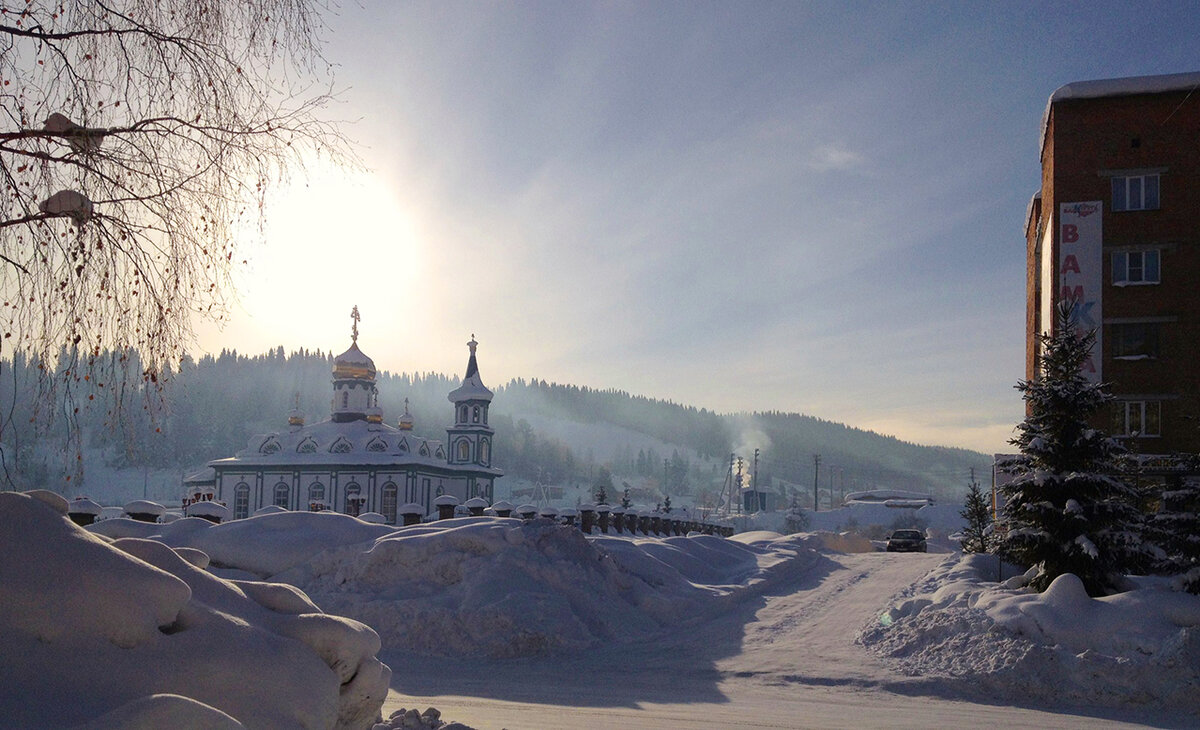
[960,478,993,554]
[1150,474,1200,594]
[999,302,1147,596]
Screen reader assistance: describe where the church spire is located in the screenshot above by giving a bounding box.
[465,334,479,379]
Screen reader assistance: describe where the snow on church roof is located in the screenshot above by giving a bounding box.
[447,336,493,403]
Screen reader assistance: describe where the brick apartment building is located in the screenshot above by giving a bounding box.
[1026,71,1200,455]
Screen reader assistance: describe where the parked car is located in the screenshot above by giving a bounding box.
[885,529,927,552]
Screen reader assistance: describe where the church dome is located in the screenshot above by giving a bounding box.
[332,341,376,381]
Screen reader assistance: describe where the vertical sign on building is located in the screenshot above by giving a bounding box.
[1059,201,1103,381]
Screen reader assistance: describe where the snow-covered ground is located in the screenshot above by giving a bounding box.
[4,489,1198,728]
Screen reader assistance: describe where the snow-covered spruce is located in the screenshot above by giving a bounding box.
[0,490,391,728]
[999,302,1150,595]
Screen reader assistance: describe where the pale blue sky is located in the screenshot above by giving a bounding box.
[196,1,1200,453]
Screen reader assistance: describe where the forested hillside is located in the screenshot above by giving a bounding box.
[0,348,990,503]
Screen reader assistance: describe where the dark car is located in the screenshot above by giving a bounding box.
[886,529,927,552]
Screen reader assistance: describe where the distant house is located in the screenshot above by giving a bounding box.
[198,312,502,523]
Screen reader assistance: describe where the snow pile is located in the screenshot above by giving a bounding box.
[860,553,1200,710]
[278,519,821,658]
[91,509,394,577]
[0,491,391,728]
[88,510,823,659]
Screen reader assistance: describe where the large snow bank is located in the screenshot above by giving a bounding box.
[280,520,821,658]
[94,510,825,659]
[0,491,391,728]
[860,553,1200,711]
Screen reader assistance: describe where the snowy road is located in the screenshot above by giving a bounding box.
[382,551,1174,729]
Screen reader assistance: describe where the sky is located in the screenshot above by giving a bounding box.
[193,1,1200,455]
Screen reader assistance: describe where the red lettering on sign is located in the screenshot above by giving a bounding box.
[1062,224,1079,243]
[1061,285,1084,301]
[1062,255,1081,274]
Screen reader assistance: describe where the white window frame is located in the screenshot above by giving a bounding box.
[1111,174,1159,212]
[1112,249,1160,286]
[1113,400,1161,437]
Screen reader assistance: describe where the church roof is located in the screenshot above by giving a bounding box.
[447,336,493,403]
[208,416,502,476]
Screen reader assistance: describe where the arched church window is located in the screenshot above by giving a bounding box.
[460,405,468,423]
[308,482,326,510]
[472,406,480,423]
[345,482,363,517]
[234,483,250,520]
[457,439,471,462]
[297,438,317,453]
[330,437,352,454]
[479,439,490,465]
[342,391,349,409]
[381,482,398,524]
[366,438,388,453]
[259,438,281,455]
[273,482,290,509]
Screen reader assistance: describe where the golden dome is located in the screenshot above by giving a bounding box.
[332,342,376,381]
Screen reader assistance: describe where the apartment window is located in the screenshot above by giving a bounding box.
[1111,400,1161,437]
[1112,250,1160,285]
[1111,174,1159,211]
[1110,322,1160,359]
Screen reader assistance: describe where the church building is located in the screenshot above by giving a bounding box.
[203,310,502,523]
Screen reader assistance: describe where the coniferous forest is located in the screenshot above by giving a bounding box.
[0,347,989,503]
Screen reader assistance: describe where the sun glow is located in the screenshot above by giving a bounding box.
[193,166,431,365]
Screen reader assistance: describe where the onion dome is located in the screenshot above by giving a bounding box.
[332,342,376,381]
[333,305,376,380]
[398,398,415,431]
[366,405,383,425]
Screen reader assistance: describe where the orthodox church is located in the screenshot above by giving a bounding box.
[203,309,502,523]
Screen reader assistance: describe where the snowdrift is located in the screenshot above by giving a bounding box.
[860,553,1200,711]
[95,512,823,658]
[0,491,391,729]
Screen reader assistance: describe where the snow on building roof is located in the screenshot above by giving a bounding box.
[447,336,494,403]
[1039,70,1200,155]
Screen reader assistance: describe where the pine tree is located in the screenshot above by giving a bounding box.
[959,478,993,554]
[999,302,1148,596]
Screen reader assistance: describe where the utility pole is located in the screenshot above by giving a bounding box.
[752,448,760,512]
[813,454,821,511]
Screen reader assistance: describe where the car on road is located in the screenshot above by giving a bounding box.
[885,529,927,553]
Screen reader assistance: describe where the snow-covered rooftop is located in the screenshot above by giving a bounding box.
[1040,70,1200,154]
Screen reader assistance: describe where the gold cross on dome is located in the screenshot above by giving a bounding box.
[351,305,360,343]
